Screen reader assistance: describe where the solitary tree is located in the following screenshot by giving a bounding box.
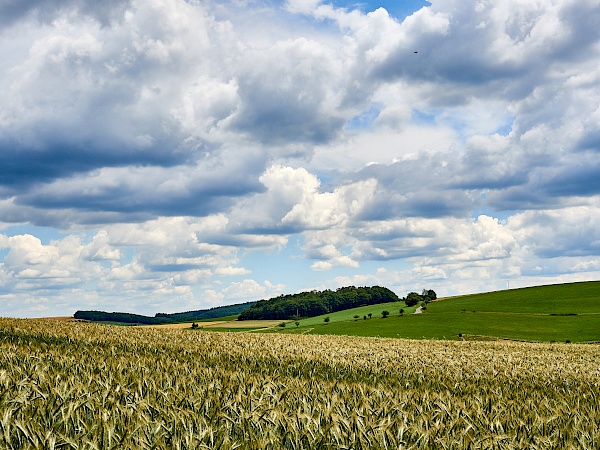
[368,313,372,319]
[381,310,390,318]
[324,317,330,324]
[399,308,405,316]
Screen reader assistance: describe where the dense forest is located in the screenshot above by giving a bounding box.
[73,311,171,325]
[155,301,256,321]
[74,286,415,324]
[74,301,256,325]
[237,286,400,321]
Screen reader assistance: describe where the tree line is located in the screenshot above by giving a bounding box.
[74,287,437,324]
[237,286,401,321]
[155,301,256,322]
[73,311,172,325]
[74,301,256,325]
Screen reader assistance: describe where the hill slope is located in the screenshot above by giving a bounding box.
[237,286,401,320]
[268,281,600,342]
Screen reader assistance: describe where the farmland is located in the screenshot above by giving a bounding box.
[1,318,599,448]
[264,282,600,342]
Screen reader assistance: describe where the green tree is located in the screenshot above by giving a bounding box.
[422,289,437,303]
[405,292,422,307]
[399,308,404,316]
[324,317,330,324]
[381,310,389,318]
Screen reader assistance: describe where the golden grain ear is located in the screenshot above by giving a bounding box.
[0,317,595,448]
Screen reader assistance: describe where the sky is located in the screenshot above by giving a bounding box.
[1,0,600,318]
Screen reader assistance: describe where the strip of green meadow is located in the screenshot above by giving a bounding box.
[292,311,599,342]
[266,282,600,342]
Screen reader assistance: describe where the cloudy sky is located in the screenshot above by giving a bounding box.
[1,0,600,318]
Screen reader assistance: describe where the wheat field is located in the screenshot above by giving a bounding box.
[0,318,598,449]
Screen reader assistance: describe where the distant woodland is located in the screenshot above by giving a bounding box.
[74,301,255,325]
[74,286,407,324]
[237,286,400,320]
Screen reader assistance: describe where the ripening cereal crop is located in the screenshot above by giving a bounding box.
[0,318,598,449]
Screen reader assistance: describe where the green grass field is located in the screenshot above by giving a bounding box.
[288,301,418,326]
[262,281,600,342]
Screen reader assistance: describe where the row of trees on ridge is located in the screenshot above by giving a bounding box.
[238,286,400,321]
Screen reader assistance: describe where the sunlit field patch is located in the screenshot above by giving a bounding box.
[1,318,598,449]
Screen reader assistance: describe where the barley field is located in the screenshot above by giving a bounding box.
[0,318,598,449]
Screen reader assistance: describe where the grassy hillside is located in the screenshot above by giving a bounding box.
[267,281,600,342]
[432,281,600,314]
[289,301,417,326]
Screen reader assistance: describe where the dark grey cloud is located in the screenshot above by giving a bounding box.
[358,187,477,221]
[147,263,205,273]
[539,160,600,198]
[484,154,600,211]
[0,4,205,192]
[446,150,531,191]
[11,156,267,225]
[230,43,347,145]
[232,80,346,145]
[486,186,549,212]
[371,0,600,106]
[349,158,478,220]
[576,129,600,152]
[0,0,132,28]
[0,136,189,192]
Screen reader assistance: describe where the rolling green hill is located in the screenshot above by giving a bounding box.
[267,281,600,342]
